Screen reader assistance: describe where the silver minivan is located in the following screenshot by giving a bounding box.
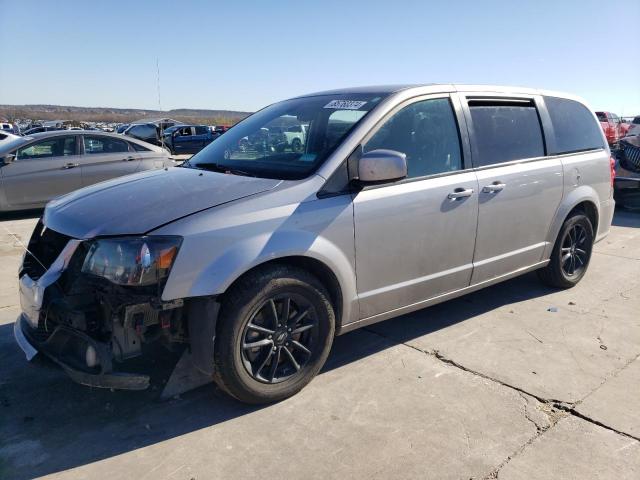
[0,130,171,212]
[14,85,615,403]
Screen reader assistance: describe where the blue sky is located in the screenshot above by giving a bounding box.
[1,0,638,114]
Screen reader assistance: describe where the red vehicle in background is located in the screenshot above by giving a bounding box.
[596,111,622,145]
[619,117,633,137]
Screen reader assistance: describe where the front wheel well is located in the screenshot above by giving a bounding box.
[218,256,343,330]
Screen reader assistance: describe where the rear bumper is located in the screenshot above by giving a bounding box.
[14,313,150,390]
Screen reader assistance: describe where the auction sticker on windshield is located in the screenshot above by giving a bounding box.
[324,100,367,110]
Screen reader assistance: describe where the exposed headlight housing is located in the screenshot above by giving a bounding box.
[81,236,182,287]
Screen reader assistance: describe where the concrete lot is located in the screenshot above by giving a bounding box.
[0,209,638,480]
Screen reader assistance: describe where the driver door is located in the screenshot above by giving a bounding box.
[353,95,479,319]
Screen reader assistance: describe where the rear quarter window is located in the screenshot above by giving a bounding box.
[545,97,605,154]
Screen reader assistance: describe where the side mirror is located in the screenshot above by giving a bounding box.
[3,153,16,165]
[357,149,407,183]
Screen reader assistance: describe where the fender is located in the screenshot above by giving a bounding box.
[543,184,600,259]
[184,230,358,327]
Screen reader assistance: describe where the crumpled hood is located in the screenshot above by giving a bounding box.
[43,167,281,239]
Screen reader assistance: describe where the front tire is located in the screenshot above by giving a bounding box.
[537,213,594,288]
[214,265,335,404]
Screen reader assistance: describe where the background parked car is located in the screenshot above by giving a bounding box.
[614,135,640,208]
[624,116,640,137]
[115,123,130,134]
[21,126,64,135]
[123,123,162,146]
[1,123,20,135]
[213,125,230,135]
[0,130,172,212]
[163,124,218,155]
[618,116,632,137]
[596,111,622,145]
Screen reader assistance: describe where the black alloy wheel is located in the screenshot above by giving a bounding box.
[241,294,318,384]
[213,265,335,404]
[560,223,589,278]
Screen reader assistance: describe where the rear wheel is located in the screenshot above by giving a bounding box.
[214,265,335,404]
[537,213,594,288]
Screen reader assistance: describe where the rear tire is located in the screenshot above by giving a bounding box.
[213,265,335,404]
[537,213,594,288]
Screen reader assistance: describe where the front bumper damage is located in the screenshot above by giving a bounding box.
[14,220,219,395]
[14,314,150,390]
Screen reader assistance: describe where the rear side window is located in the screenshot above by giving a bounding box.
[545,97,605,154]
[84,136,130,154]
[596,112,607,122]
[468,101,545,166]
[195,126,208,135]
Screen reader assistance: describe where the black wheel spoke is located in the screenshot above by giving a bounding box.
[247,323,275,335]
[291,307,310,326]
[282,297,291,327]
[290,340,311,356]
[578,230,587,245]
[269,299,279,324]
[282,346,300,371]
[243,338,273,350]
[293,323,315,335]
[256,349,274,375]
[267,347,281,382]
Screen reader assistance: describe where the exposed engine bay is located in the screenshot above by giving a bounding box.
[16,220,216,395]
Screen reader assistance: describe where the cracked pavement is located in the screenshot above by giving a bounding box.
[0,209,639,479]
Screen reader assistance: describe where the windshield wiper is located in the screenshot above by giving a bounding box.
[188,162,256,177]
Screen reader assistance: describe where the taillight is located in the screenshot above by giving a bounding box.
[610,155,616,188]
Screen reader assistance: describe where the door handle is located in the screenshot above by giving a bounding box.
[482,182,506,193]
[61,163,79,169]
[447,188,474,200]
[122,156,136,162]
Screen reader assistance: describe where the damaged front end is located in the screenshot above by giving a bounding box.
[15,221,215,393]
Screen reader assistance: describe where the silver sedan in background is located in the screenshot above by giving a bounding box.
[0,130,172,212]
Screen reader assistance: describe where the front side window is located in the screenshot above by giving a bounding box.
[469,101,545,166]
[17,136,77,160]
[545,97,605,154]
[185,93,387,179]
[363,98,462,178]
[84,136,130,154]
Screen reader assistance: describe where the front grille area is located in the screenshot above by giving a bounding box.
[621,140,640,173]
[21,220,73,280]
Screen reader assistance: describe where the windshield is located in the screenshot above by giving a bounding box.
[184,93,387,179]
